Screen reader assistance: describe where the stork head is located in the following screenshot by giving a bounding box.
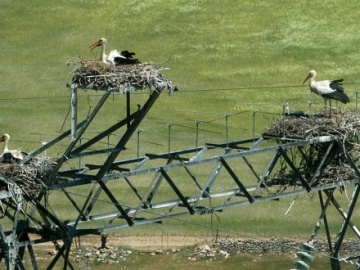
[0,134,10,143]
[89,38,107,50]
[302,70,316,84]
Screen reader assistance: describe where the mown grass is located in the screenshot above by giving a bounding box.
[1,1,359,150]
[1,0,360,268]
[21,248,347,270]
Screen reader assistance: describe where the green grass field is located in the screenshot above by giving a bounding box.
[1,0,360,268]
[1,0,360,158]
[1,1,360,150]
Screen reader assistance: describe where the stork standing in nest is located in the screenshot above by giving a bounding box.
[89,38,140,65]
[302,70,350,117]
[0,134,27,163]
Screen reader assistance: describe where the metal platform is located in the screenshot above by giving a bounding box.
[0,84,359,270]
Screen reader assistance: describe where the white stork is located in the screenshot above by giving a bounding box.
[302,70,350,116]
[89,38,139,65]
[0,134,27,163]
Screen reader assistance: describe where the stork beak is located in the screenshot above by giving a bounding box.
[302,74,311,85]
[0,136,4,142]
[89,40,102,50]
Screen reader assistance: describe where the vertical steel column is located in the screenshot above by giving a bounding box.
[167,122,172,153]
[282,103,288,137]
[5,186,23,270]
[126,91,130,129]
[71,86,77,142]
[308,101,312,115]
[195,119,200,151]
[252,110,257,142]
[225,113,229,148]
[136,128,141,160]
[50,89,112,177]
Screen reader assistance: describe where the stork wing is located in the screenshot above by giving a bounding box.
[330,79,344,92]
[108,50,126,61]
[331,78,344,84]
[121,50,136,58]
[314,80,338,94]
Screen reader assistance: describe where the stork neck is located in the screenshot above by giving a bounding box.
[308,77,315,86]
[2,139,9,153]
[100,44,106,62]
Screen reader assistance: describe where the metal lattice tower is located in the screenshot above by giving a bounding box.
[0,84,359,270]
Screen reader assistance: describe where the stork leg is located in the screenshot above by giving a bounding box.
[335,100,338,114]
[323,98,331,118]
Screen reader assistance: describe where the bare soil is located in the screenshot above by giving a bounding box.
[83,235,207,251]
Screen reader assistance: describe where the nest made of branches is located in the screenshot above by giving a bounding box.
[68,56,175,93]
[263,111,360,187]
[0,156,55,196]
[264,111,360,140]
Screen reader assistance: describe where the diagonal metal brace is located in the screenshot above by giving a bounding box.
[70,110,140,155]
[220,157,255,203]
[95,179,134,226]
[278,146,312,192]
[309,142,335,186]
[331,139,360,260]
[159,168,195,214]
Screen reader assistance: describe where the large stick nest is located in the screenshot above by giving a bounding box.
[68,56,177,94]
[262,111,360,187]
[0,157,55,196]
[264,111,360,140]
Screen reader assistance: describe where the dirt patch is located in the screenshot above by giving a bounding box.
[68,234,209,251]
[32,234,208,252]
[101,235,206,251]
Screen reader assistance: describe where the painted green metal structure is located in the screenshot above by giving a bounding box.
[0,84,359,270]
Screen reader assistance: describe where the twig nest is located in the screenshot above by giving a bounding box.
[68,56,177,94]
[0,156,56,195]
[264,111,360,140]
[263,111,359,186]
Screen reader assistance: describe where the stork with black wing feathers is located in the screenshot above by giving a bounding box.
[89,38,140,66]
[302,70,350,116]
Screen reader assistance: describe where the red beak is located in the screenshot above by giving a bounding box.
[89,40,102,50]
[302,74,311,85]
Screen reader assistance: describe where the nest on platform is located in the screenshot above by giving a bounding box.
[262,111,360,187]
[264,111,360,140]
[68,56,177,94]
[0,156,55,196]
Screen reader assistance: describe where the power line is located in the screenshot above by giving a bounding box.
[1,82,359,101]
[0,95,70,101]
[173,82,360,93]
